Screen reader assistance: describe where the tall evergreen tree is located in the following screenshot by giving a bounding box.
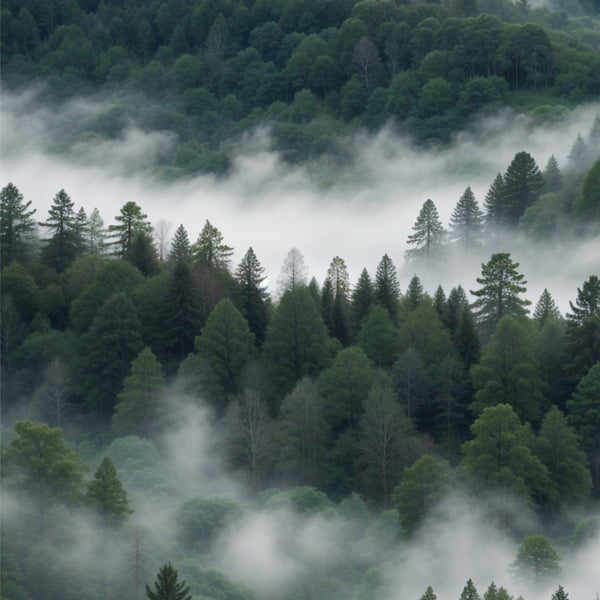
[533,289,561,325]
[551,585,569,600]
[449,186,484,248]
[234,247,269,346]
[470,253,530,338]
[108,201,153,261]
[374,254,401,322]
[501,151,544,226]
[277,247,308,294]
[168,224,192,263]
[146,563,191,600]
[39,189,83,272]
[404,274,425,311]
[193,219,233,271]
[484,172,505,228]
[543,155,562,191]
[405,199,446,261]
[87,207,106,254]
[164,260,204,360]
[86,456,131,526]
[351,268,373,333]
[1,182,37,265]
[459,579,481,600]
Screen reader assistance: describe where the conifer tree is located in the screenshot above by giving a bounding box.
[234,247,269,346]
[168,224,192,263]
[405,198,446,261]
[146,563,191,600]
[351,268,373,332]
[108,201,153,260]
[433,284,447,320]
[86,456,131,526]
[551,585,568,600]
[1,182,37,265]
[459,579,481,600]
[449,186,484,248]
[277,247,308,294]
[567,133,588,169]
[419,586,437,600]
[470,253,530,338]
[533,289,561,325]
[88,207,106,254]
[566,275,600,324]
[484,172,505,228]
[193,219,233,271]
[374,254,401,322]
[404,274,425,311]
[543,155,562,191]
[501,151,544,226]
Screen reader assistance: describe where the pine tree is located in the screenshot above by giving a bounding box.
[1,182,37,265]
[551,585,569,600]
[374,254,401,322]
[567,133,588,169]
[470,253,530,338]
[146,563,191,600]
[533,289,561,325]
[234,247,269,346]
[449,186,484,248]
[39,189,83,271]
[86,456,131,526]
[419,586,437,600]
[351,268,373,333]
[168,224,192,263]
[193,219,233,271]
[404,274,425,311]
[405,198,446,261]
[108,201,153,260]
[543,155,562,191]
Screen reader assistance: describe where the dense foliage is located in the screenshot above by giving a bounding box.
[2,0,600,175]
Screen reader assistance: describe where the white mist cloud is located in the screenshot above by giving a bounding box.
[1,91,598,313]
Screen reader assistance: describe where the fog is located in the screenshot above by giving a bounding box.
[2,90,599,312]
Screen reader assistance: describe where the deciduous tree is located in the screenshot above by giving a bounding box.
[511,535,559,584]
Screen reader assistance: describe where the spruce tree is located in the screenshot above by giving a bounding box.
[484,173,505,228]
[404,274,425,311]
[86,456,131,526]
[168,224,192,263]
[551,585,568,600]
[501,151,544,226]
[449,186,484,248]
[108,201,153,260]
[543,155,562,191]
[193,219,233,271]
[459,578,481,600]
[146,563,191,600]
[533,289,561,326]
[234,247,269,346]
[419,586,437,600]
[374,254,400,322]
[351,268,373,333]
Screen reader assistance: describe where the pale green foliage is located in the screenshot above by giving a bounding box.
[511,535,560,583]
[86,456,131,525]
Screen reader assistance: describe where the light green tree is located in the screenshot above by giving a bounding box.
[193,219,233,271]
[356,305,398,368]
[460,579,481,600]
[112,347,166,438]
[511,535,559,584]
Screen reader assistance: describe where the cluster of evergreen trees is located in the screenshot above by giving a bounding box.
[2,0,600,174]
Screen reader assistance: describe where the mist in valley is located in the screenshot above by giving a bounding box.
[2,89,600,600]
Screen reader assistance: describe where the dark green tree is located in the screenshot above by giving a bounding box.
[566,275,600,324]
[164,260,205,360]
[567,363,600,491]
[470,316,547,425]
[392,348,431,424]
[374,253,401,322]
[351,267,373,334]
[403,274,425,312]
[501,151,544,226]
[195,299,255,401]
[470,253,531,339]
[533,289,561,326]
[108,201,153,261]
[168,224,192,264]
[1,182,37,265]
[356,305,398,368]
[112,347,166,438]
[146,563,191,600]
[234,247,269,346]
[484,172,505,228]
[534,406,591,509]
[459,579,481,600]
[405,199,446,261]
[82,292,144,419]
[419,586,437,600]
[449,186,484,249]
[39,189,83,272]
[86,456,131,526]
[392,455,450,534]
[263,285,330,403]
[461,404,554,512]
[572,157,600,220]
[551,585,569,600]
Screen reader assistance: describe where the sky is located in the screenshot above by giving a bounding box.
[1,89,599,313]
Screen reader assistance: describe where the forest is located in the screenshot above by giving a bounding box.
[2,0,600,598]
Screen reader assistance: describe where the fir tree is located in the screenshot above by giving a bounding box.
[533,289,561,325]
[374,253,401,322]
[449,186,484,248]
[1,182,37,265]
[193,219,233,271]
[543,155,562,191]
[459,578,481,600]
[351,268,373,332]
[86,456,131,526]
[146,563,191,600]
[484,173,505,227]
[168,224,192,263]
[404,274,425,311]
[419,585,437,600]
[108,201,153,260]
[551,585,568,600]
[501,151,544,226]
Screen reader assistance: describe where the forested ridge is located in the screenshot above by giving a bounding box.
[1,128,600,598]
[2,0,600,175]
